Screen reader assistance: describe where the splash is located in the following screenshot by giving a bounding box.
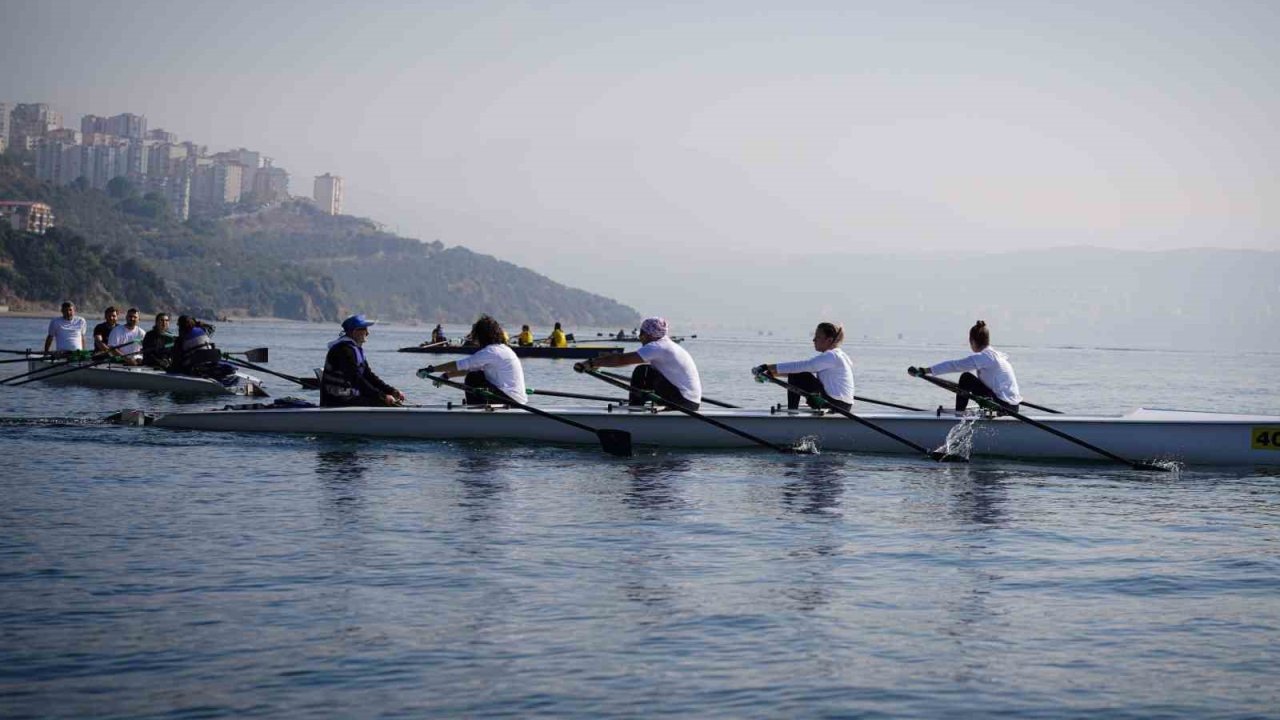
[937,415,979,460]
[791,435,822,455]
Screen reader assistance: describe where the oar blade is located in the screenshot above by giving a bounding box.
[596,429,633,457]
[243,348,269,363]
[930,450,970,463]
[300,377,321,391]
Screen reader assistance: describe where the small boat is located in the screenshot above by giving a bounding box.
[398,344,624,359]
[146,403,1280,466]
[21,356,266,396]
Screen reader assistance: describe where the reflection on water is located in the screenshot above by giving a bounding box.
[624,457,691,511]
[780,457,848,517]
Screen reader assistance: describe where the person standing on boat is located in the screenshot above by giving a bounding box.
[753,322,854,411]
[426,315,527,405]
[909,320,1022,414]
[516,324,535,347]
[547,322,568,348]
[43,301,87,355]
[320,314,405,408]
[92,306,118,354]
[574,316,702,410]
[141,313,173,367]
[106,308,146,366]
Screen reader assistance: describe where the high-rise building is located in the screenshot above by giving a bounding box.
[0,103,10,152]
[81,114,108,136]
[213,148,261,199]
[106,113,146,140]
[146,128,177,143]
[9,103,61,150]
[313,173,343,215]
[192,162,243,211]
[251,159,289,203]
[46,128,81,144]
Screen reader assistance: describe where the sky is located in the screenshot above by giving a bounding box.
[2,0,1277,317]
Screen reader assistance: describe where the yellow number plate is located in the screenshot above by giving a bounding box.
[1252,427,1280,451]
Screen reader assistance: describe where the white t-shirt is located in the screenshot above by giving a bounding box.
[107,325,146,359]
[775,347,855,404]
[635,337,702,404]
[929,346,1023,405]
[456,343,527,404]
[47,316,88,351]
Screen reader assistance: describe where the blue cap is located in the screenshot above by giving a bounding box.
[341,314,376,333]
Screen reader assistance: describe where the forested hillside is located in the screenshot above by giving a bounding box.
[0,157,638,325]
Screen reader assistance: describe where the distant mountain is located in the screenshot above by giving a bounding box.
[0,158,639,325]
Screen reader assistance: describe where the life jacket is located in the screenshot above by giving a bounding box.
[321,336,368,401]
[179,328,222,368]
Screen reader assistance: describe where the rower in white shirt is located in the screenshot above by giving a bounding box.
[106,307,147,366]
[909,320,1022,414]
[575,316,702,410]
[753,321,855,411]
[44,301,88,355]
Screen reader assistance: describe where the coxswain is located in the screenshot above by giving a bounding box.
[574,316,701,410]
[547,322,568,348]
[141,313,173,367]
[169,315,229,377]
[516,324,535,347]
[43,301,87,356]
[92,306,119,354]
[430,324,447,344]
[320,314,405,407]
[426,315,527,406]
[106,308,146,366]
[753,322,854,411]
[909,320,1022,414]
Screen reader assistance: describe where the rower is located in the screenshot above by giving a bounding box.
[909,319,1022,415]
[426,315,527,406]
[547,322,568,348]
[92,306,118,354]
[106,307,146,366]
[320,314,405,407]
[753,321,854,412]
[430,324,447,344]
[516,324,535,347]
[44,301,87,356]
[141,313,174,368]
[170,315,231,378]
[575,316,701,410]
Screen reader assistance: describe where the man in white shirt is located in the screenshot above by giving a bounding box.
[575,316,702,410]
[44,301,88,355]
[106,307,146,365]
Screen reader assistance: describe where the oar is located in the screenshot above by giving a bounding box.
[0,348,37,356]
[526,387,629,404]
[418,340,447,349]
[910,370,1167,471]
[224,347,269,363]
[417,369,632,457]
[1,343,131,385]
[6,352,121,387]
[224,355,319,390]
[915,373,1062,414]
[590,368,740,408]
[579,366,811,454]
[0,355,44,364]
[755,371,965,462]
[852,395,925,412]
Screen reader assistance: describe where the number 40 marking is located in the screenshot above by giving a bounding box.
[1252,427,1280,450]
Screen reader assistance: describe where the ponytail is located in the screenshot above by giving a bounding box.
[969,320,990,349]
[817,322,844,346]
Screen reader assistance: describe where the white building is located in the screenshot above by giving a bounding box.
[313,173,342,215]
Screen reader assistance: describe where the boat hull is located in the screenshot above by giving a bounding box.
[399,345,624,359]
[150,405,1280,466]
[23,357,264,395]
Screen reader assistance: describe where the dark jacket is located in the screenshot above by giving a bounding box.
[321,338,397,407]
[141,329,173,367]
[170,326,222,375]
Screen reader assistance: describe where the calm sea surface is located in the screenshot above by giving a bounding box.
[1,316,1277,718]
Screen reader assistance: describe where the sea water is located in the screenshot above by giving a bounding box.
[1,317,1277,718]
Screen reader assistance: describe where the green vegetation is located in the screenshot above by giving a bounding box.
[0,156,639,325]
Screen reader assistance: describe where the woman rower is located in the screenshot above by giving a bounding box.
[909,320,1021,414]
[428,315,527,405]
[753,322,854,411]
[574,316,701,410]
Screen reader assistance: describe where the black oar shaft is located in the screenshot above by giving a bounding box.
[528,388,627,404]
[2,341,134,385]
[916,373,1162,470]
[592,368,738,408]
[7,354,117,386]
[585,368,794,453]
[922,374,1061,414]
[853,395,924,412]
[421,371,631,457]
[761,374,957,461]
[225,357,317,389]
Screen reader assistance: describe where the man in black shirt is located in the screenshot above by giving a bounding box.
[92,306,118,353]
[141,313,173,367]
[321,314,404,407]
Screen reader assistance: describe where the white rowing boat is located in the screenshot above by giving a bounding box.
[147,403,1280,466]
[22,356,266,396]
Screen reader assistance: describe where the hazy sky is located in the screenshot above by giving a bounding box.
[3,0,1277,309]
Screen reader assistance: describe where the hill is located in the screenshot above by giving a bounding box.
[0,158,639,325]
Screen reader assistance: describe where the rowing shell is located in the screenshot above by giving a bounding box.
[398,345,624,359]
[148,404,1280,466]
[23,357,266,396]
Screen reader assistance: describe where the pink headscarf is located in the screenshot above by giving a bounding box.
[640,317,668,339]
